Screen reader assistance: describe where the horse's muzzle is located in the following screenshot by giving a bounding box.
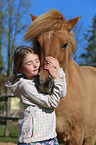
[37,74,54,94]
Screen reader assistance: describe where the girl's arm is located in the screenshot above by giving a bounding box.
[59,68,67,97]
[19,77,64,108]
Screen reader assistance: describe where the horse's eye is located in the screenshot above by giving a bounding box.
[36,40,40,47]
[61,43,68,49]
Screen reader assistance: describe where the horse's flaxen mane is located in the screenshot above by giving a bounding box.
[24,9,66,41]
[24,9,77,57]
[68,31,77,58]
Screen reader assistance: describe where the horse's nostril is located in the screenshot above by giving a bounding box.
[48,79,53,88]
[43,77,53,90]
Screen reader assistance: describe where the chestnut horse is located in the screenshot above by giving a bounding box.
[24,9,96,145]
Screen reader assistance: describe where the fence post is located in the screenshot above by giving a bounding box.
[5,97,11,136]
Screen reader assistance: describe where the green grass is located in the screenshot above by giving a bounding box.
[0,125,18,143]
[0,125,96,144]
[0,137,17,143]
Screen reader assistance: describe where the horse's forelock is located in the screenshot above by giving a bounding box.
[25,9,77,59]
[24,9,66,41]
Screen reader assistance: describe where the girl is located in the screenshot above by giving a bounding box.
[5,46,67,145]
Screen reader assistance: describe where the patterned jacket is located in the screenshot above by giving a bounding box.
[5,68,67,143]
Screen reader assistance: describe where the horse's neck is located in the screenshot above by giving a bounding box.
[64,59,79,84]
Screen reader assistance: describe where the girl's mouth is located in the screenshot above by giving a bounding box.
[33,69,38,72]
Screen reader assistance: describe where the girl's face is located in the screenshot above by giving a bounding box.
[20,52,40,79]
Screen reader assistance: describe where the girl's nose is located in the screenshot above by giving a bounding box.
[33,63,38,68]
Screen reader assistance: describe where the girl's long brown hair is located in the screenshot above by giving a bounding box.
[12,46,37,79]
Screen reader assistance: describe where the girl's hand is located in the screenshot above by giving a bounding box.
[44,56,60,79]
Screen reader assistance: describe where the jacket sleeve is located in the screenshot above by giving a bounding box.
[19,77,66,109]
[59,68,67,98]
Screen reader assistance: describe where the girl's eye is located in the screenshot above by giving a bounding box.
[35,59,40,63]
[26,63,32,66]
[36,60,39,63]
[36,40,40,47]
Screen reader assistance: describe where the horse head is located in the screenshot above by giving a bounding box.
[25,9,81,93]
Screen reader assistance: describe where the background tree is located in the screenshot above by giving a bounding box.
[0,0,6,94]
[79,14,96,66]
[0,0,32,77]
[0,1,4,73]
[0,0,33,136]
[73,19,85,63]
[6,0,32,77]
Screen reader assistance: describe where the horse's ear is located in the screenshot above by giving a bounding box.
[30,13,37,21]
[66,16,82,31]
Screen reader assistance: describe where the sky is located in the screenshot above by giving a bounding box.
[27,0,96,29]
